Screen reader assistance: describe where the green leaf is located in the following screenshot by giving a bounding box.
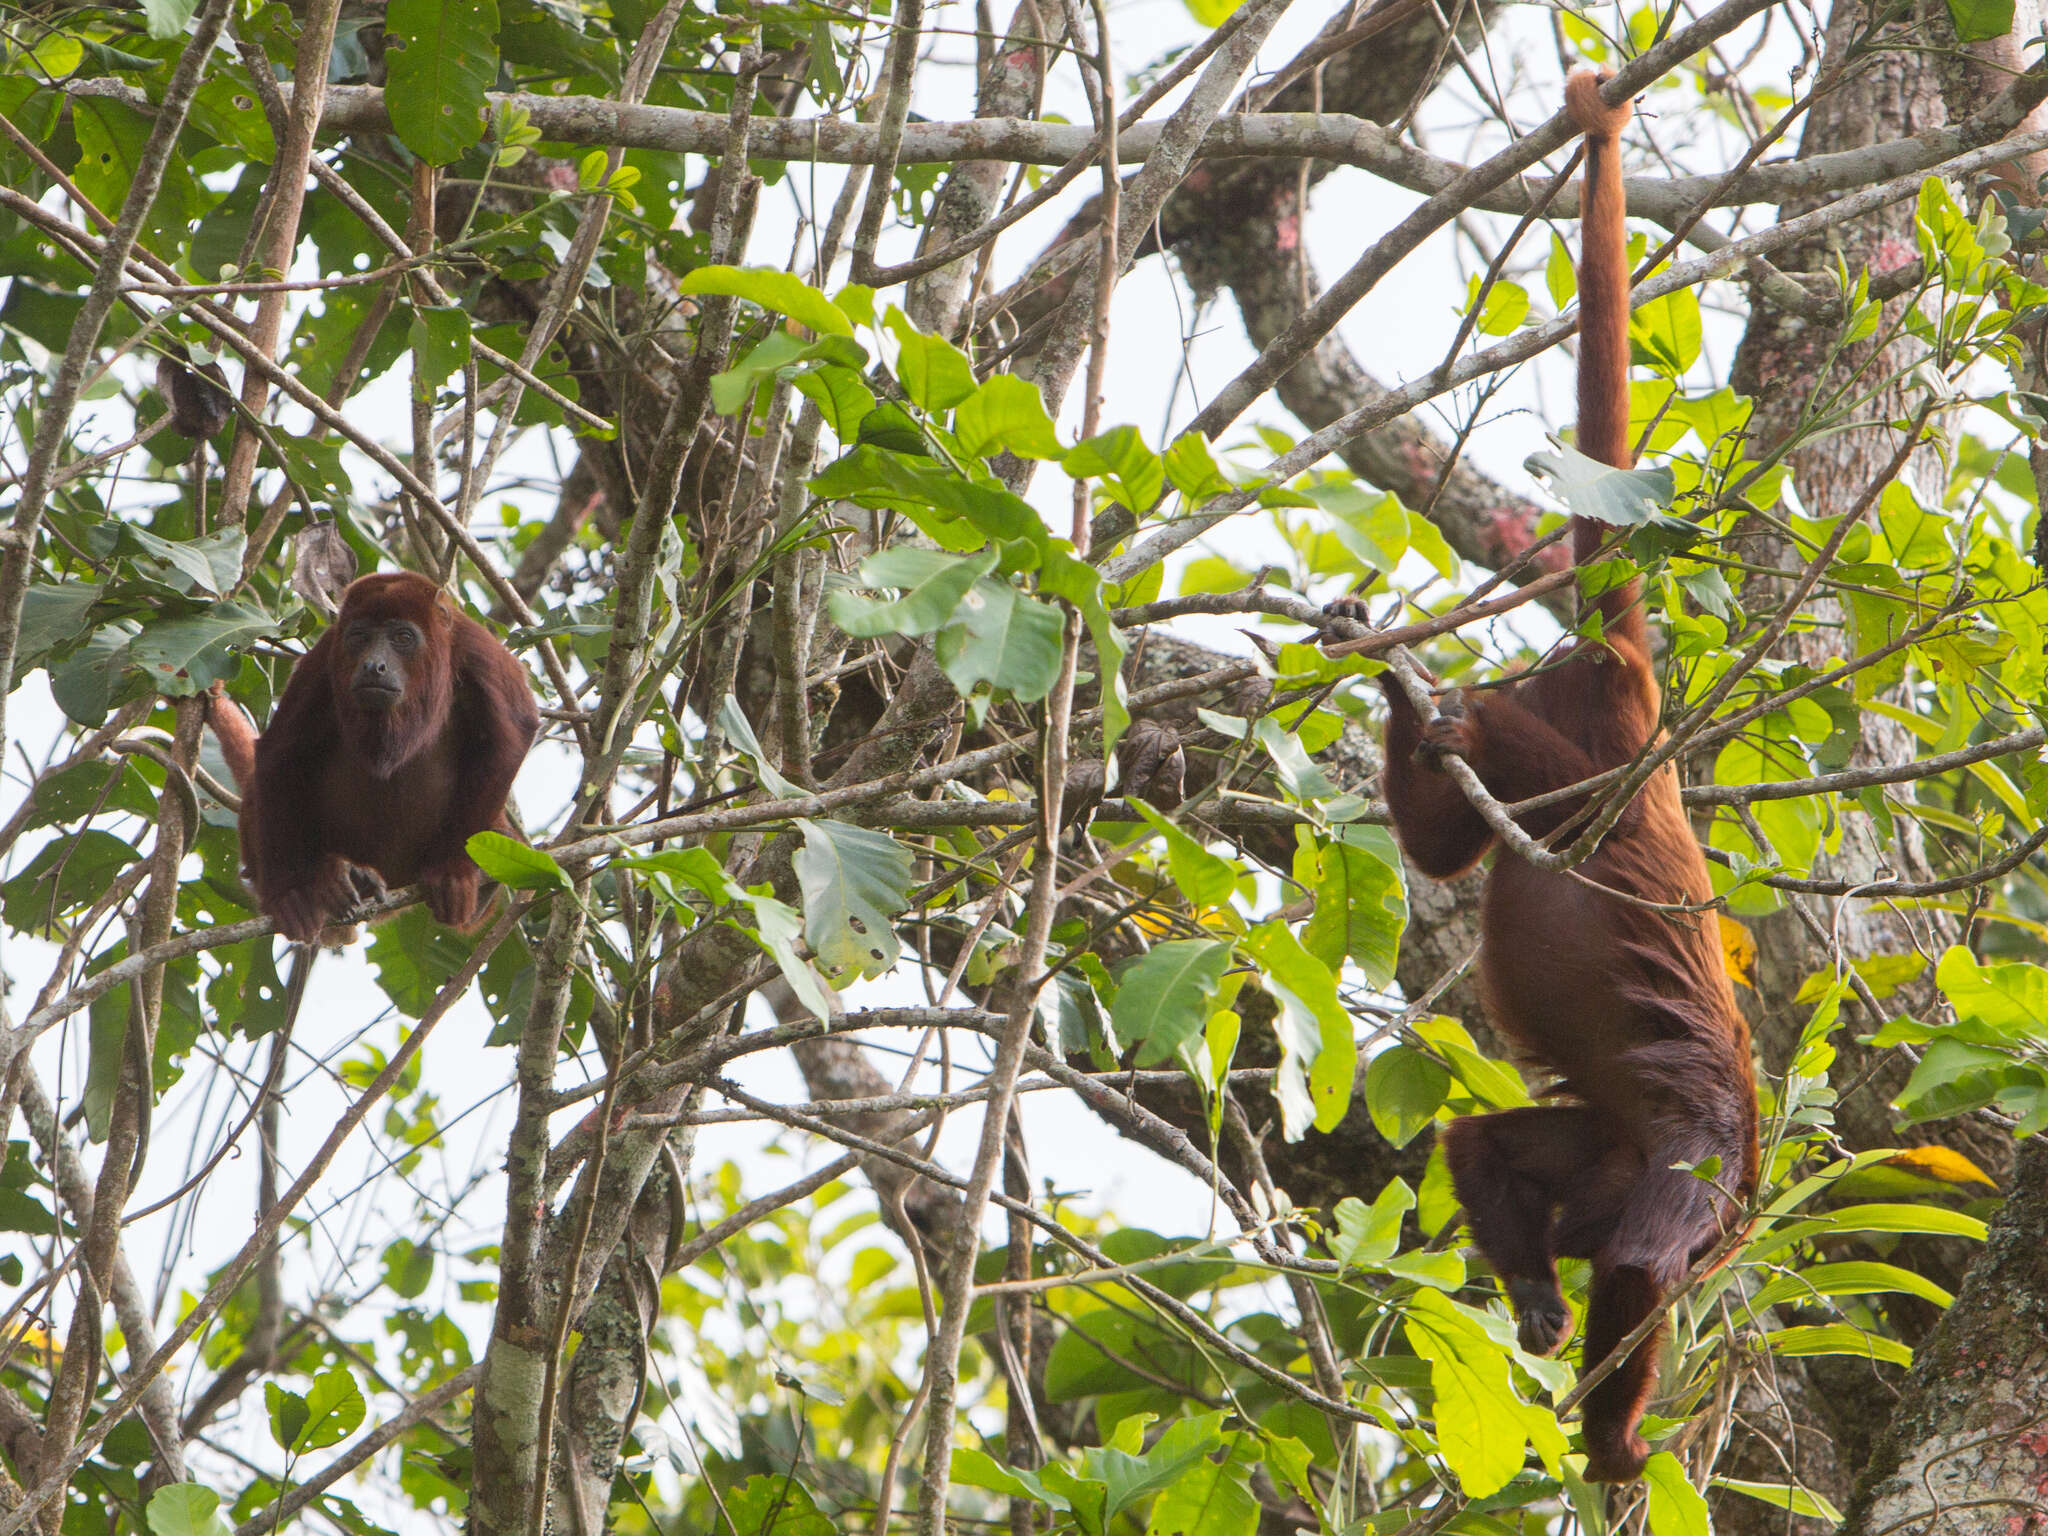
[829,548,994,638]
[794,819,914,982]
[713,331,869,416]
[410,305,471,396]
[1467,275,1529,336]
[1111,939,1231,1068]
[1035,548,1129,754]
[1748,1260,1953,1311]
[1330,1178,1414,1270]
[955,374,1064,459]
[467,830,570,891]
[1629,283,1702,374]
[1404,1289,1553,1497]
[793,364,876,440]
[1301,826,1406,988]
[1934,944,2048,1041]
[1642,1453,1711,1536]
[621,846,743,906]
[678,267,853,337]
[1364,1045,1449,1149]
[72,99,199,251]
[296,1368,366,1451]
[809,446,1042,550]
[1065,425,1165,514]
[933,579,1066,700]
[722,1474,837,1536]
[111,525,247,595]
[732,891,833,1024]
[1045,1304,1208,1402]
[1144,1435,1258,1536]
[141,0,199,39]
[1164,432,1232,502]
[146,1485,230,1536]
[1413,1013,1533,1110]
[17,582,104,672]
[265,1383,310,1453]
[385,0,500,165]
[4,830,139,934]
[1126,799,1241,909]
[1710,1477,1845,1523]
[886,308,977,410]
[954,1448,1058,1505]
[1525,439,1675,525]
[1764,1324,1913,1366]
[125,603,273,696]
[1545,232,1577,309]
[717,697,802,798]
[1948,0,2014,42]
[1245,922,1355,1139]
[1251,717,1341,805]
[1179,558,1252,597]
[381,1236,434,1299]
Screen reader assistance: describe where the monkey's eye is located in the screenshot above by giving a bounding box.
[345,623,373,648]
[390,625,423,654]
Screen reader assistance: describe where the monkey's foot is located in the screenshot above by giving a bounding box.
[419,859,482,930]
[267,875,354,945]
[1506,1278,1573,1357]
[1583,1429,1651,1484]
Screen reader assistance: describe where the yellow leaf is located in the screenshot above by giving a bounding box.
[1883,1146,1997,1188]
[1719,913,1758,988]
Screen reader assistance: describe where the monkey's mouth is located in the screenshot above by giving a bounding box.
[352,683,402,711]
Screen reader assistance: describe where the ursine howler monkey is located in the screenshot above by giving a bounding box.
[207,571,540,944]
[1333,70,1758,1483]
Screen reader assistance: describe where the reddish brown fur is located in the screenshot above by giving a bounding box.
[211,572,540,943]
[1364,71,1757,1482]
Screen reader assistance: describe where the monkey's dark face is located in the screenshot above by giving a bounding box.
[343,617,426,713]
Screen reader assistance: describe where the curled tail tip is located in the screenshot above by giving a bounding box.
[1566,66,1633,138]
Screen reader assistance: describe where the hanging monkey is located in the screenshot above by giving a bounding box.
[1333,69,1757,1482]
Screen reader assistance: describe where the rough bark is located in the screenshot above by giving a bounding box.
[1838,1137,2048,1536]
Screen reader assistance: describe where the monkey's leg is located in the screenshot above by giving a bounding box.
[1440,1106,1611,1356]
[1577,1262,1662,1483]
[1577,1120,1728,1483]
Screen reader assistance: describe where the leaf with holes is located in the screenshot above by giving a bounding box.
[795,819,913,982]
[386,0,501,165]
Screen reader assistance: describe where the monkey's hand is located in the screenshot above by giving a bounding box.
[419,856,483,931]
[1414,694,1478,769]
[1318,594,1374,635]
[1506,1277,1573,1357]
[267,859,357,944]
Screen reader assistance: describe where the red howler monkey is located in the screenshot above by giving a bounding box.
[206,572,540,944]
[1334,71,1758,1483]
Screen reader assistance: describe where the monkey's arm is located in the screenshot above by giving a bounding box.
[1377,674,1495,878]
[244,633,357,940]
[415,621,540,929]
[445,619,540,845]
[1433,684,1650,841]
